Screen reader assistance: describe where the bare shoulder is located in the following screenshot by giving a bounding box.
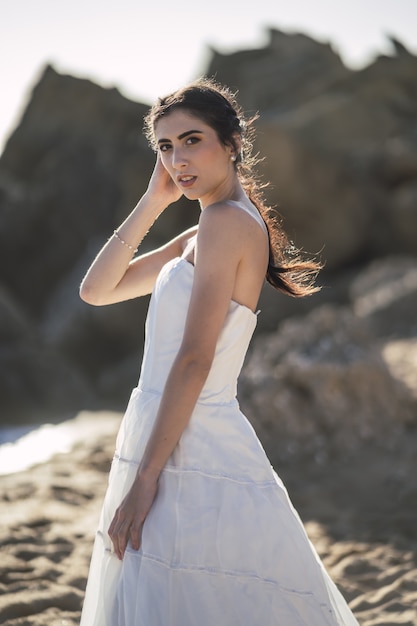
[197,200,266,256]
[196,203,242,262]
[200,199,245,223]
[190,199,268,315]
[200,201,247,234]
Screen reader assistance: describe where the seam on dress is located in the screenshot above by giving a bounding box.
[112,454,276,486]
[137,384,238,407]
[117,548,335,613]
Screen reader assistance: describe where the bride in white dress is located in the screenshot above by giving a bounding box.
[79,78,359,625]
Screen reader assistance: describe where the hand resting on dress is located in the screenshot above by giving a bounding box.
[108,471,159,560]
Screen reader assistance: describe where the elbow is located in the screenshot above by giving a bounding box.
[176,348,213,382]
[79,281,106,306]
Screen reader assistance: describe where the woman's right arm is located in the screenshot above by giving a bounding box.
[79,156,191,305]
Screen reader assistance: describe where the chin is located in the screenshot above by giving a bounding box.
[182,189,201,201]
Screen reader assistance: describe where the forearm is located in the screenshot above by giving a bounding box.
[137,353,212,481]
[80,192,165,302]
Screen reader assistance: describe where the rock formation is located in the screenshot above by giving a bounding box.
[0,30,416,440]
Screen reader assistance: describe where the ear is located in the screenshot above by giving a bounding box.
[229,133,242,161]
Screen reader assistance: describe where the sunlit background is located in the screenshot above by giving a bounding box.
[2,0,416,153]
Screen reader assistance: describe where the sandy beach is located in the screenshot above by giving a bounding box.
[1,410,416,626]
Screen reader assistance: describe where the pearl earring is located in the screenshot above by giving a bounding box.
[230,155,236,162]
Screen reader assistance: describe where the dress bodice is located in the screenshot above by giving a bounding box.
[138,257,257,405]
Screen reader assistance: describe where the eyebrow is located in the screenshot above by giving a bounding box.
[157,130,203,144]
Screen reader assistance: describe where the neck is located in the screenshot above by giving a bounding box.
[199,178,245,210]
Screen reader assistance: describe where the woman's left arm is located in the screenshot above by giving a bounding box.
[108,203,246,559]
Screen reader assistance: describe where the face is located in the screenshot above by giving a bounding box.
[155,110,238,208]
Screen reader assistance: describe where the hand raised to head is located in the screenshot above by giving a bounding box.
[145,154,183,209]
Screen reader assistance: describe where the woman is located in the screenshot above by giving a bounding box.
[79,78,358,625]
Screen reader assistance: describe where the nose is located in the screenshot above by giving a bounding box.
[171,146,188,170]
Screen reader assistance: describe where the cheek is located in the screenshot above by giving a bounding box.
[160,156,179,183]
[160,153,173,171]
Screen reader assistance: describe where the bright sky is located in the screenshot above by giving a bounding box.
[1,0,416,154]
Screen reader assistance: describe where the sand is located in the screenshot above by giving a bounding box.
[0,411,416,626]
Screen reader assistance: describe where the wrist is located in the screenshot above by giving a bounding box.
[139,190,169,215]
[136,463,161,484]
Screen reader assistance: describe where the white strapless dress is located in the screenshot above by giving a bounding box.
[80,255,359,625]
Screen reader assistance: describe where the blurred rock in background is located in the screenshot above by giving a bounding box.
[0,29,416,459]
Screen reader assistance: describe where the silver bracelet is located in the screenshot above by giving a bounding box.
[113,230,138,253]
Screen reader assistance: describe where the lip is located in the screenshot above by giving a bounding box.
[177,175,197,188]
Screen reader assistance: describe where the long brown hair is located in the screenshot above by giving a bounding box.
[144,77,321,297]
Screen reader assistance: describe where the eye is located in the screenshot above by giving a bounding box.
[185,136,200,145]
[159,143,171,152]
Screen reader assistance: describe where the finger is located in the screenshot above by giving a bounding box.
[108,513,122,550]
[108,519,125,560]
[108,528,120,559]
[111,533,123,560]
[119,519,135,560]
[118,535,127,560]
[108,521,118,555]
[108,517,116,539]
[108,505,124,536]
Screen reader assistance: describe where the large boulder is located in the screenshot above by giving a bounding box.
[0,66,149,317]
[239,304,416,465]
